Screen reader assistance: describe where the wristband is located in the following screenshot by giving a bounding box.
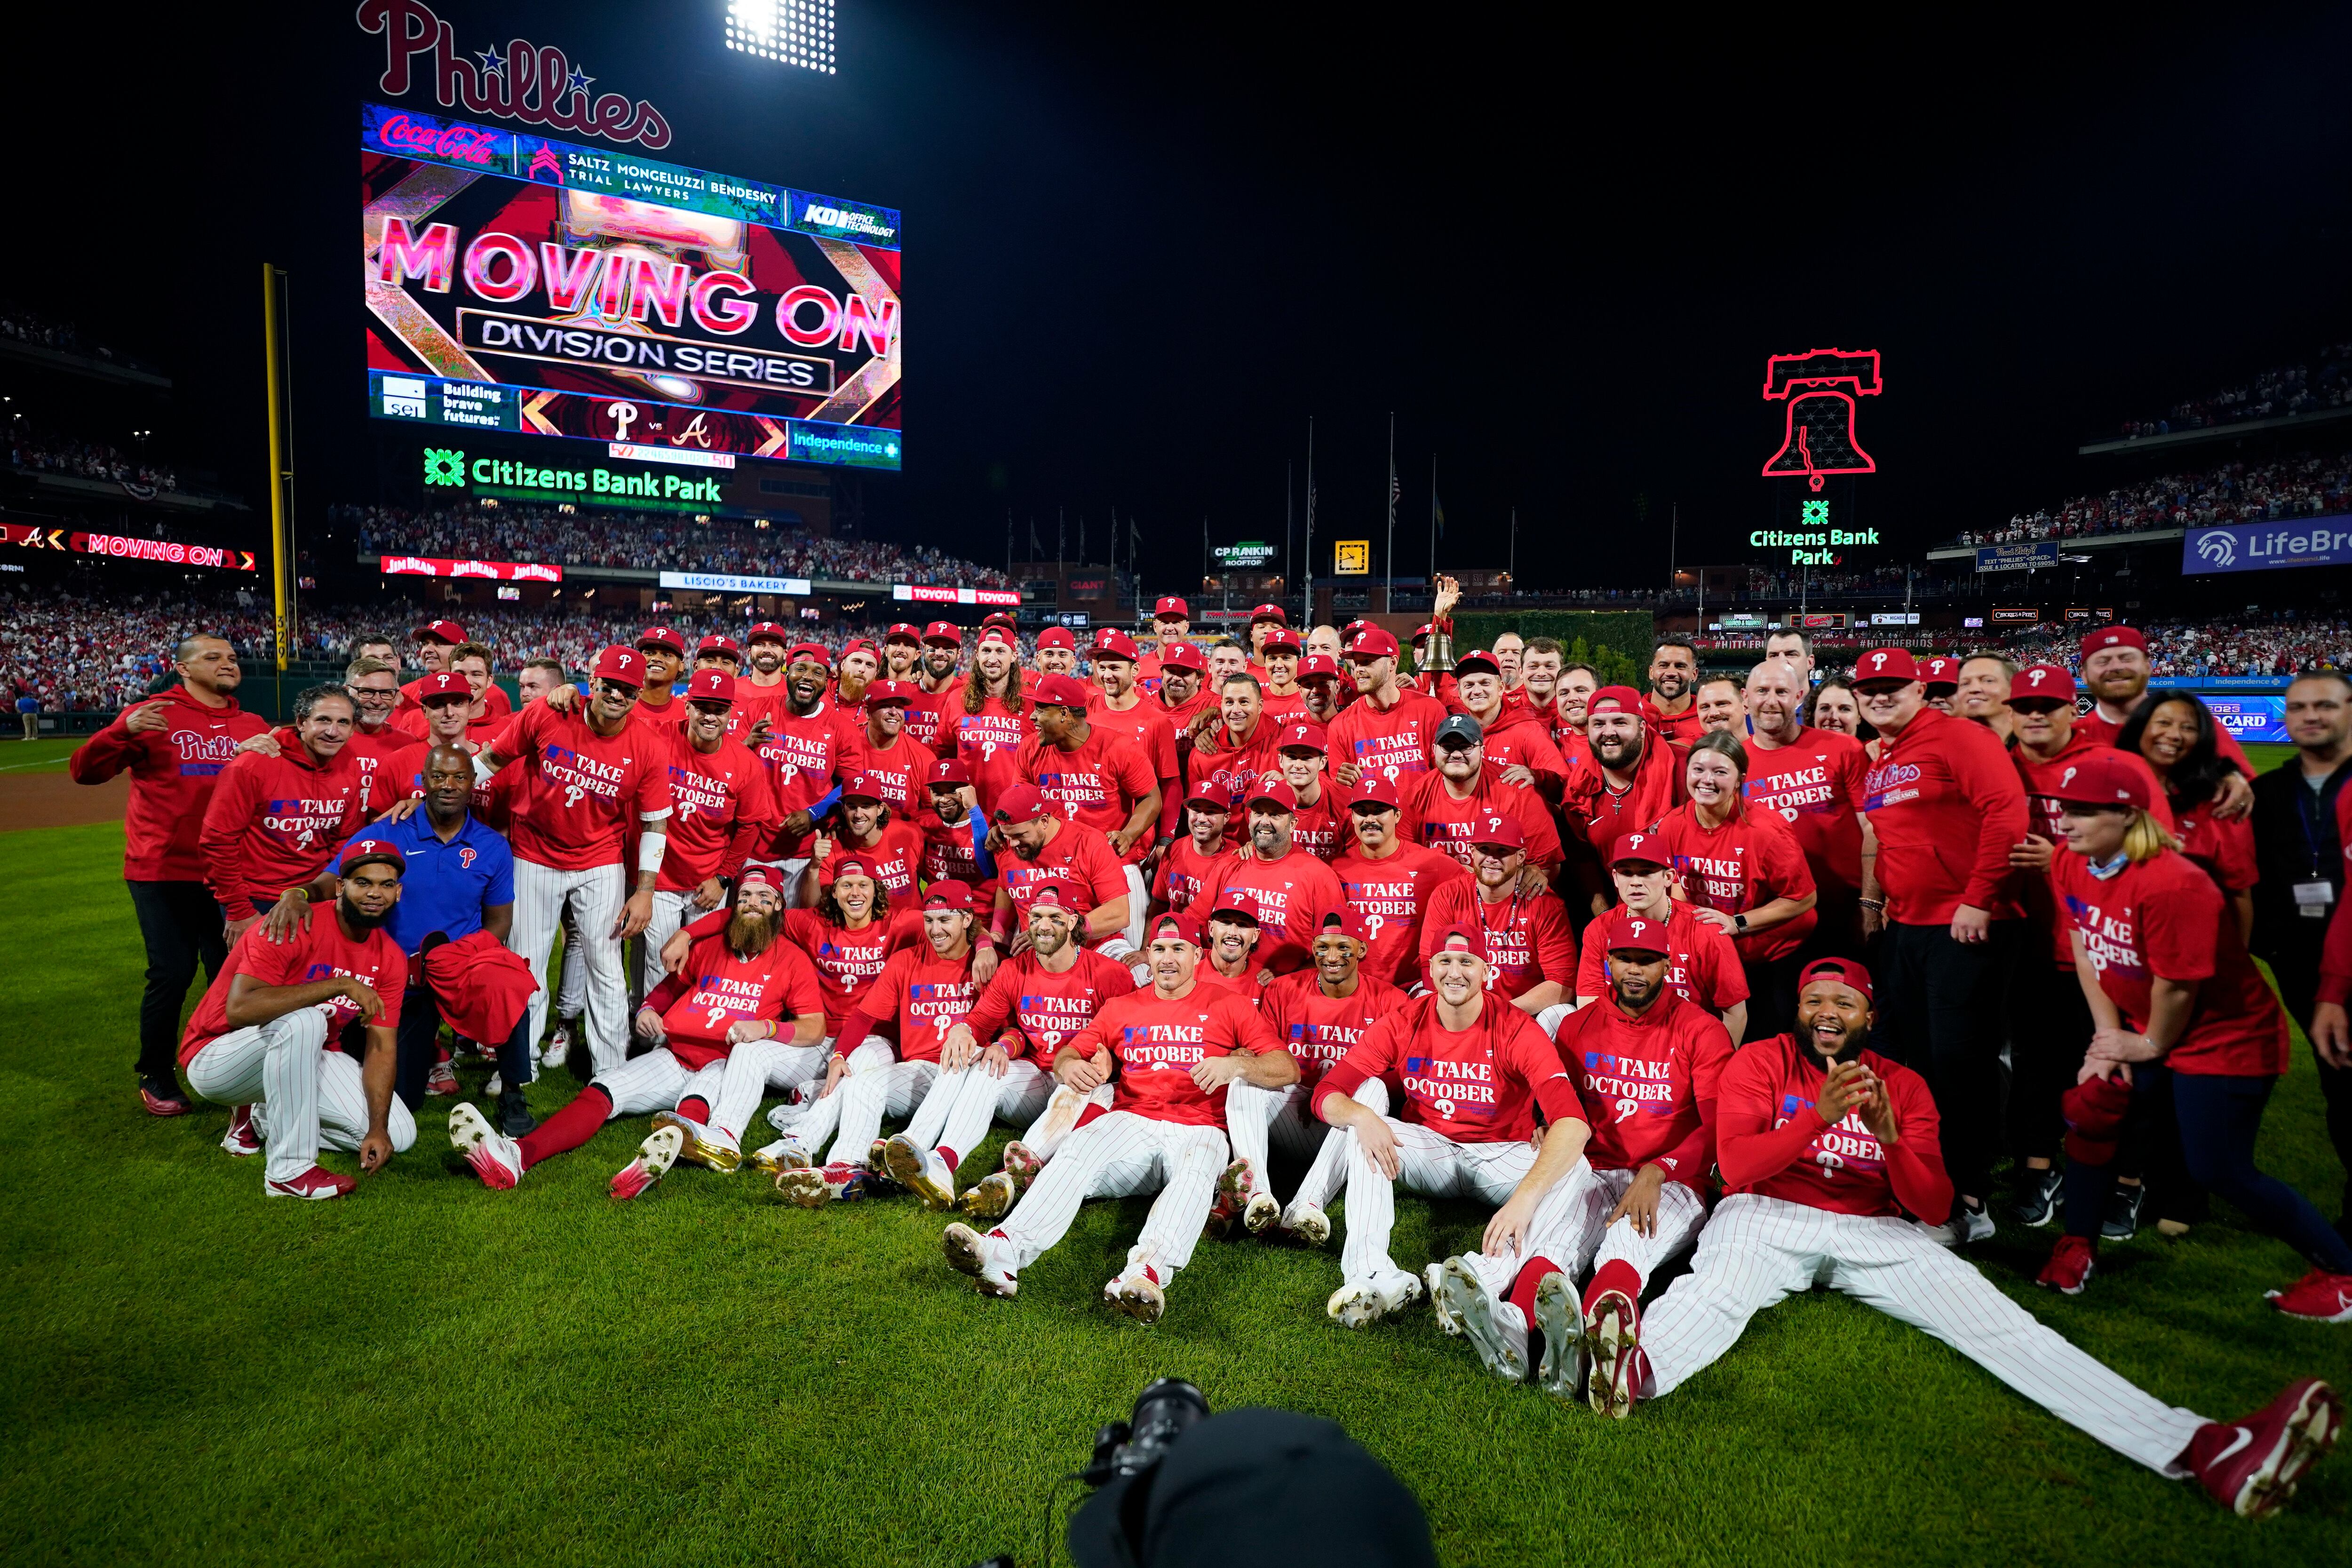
[636,834,667,875]
[1858,898,1885,911]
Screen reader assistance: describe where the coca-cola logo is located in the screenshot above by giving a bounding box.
[375,112,501,166]
[357,0,672,150]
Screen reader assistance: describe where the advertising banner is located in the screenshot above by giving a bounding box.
[892,583,1022,606]
[2182,514,2352,575]
[4,524,255,571]
[1975,541,2058,572]
[658,569,811,595]
[2201,695,2290,744]
[380,555,561,582]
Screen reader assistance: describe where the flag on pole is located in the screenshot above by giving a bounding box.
[1434,494,1446,537]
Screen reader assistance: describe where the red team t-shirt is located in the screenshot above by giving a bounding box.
[948,692,1034,816]
[1212,849,1348,974]
[199,738,382,911]
[1089,696,1184,845]
[1065,984,1284,1129]
[1154,834,1233,916]
[1398,772,1565,873]
[779,910,898,1033]
[960,947,1141,1062]
[1261,971,1410,1090]
[1740,726,1872,899]
[815,819,928,903]
[2050,848,2291,1077]
[491,700,675,870]
[659,734,775,892]
[1645,802,1819,962]
[1417,881,1577,1001]
[1017,728,1160,861]
[1714,1036,1953,1220]
[642,933,825,1069]
[854,732,939,821]
[999,820,1132,945]
[839,948,983,1064]
[179,917,409,1066]
[1552,990,1733,1186]
[1575,900,1751,1015]
[755,701,864,860]
[1328,688,1448,787]
[1335,842,1471,989]
[1318,994,1585,1144]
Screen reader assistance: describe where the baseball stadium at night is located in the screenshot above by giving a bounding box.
[5,4,2350,1563]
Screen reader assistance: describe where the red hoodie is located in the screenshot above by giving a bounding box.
[1861,705,2029,926]
[199,730,382,915]
[1716,1035,1953,1219]
[69,684,270,882]
[1560,732,1688,873]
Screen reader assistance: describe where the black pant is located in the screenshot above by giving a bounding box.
[1740,953,1803,1043]
[2005,955,2093,1164]
[1880,918,2017,1207]
[2257,954,2352,1240]
[395,979,536,1112]
[127,879,229,1082]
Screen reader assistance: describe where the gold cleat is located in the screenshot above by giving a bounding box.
[958,1171,1018,1222]
[652,1111,741,1173]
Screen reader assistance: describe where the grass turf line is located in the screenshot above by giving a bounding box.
[1,820,2347,1567]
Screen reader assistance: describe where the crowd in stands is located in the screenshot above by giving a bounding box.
[2114,342,2352,438]
[1,588,270,712]
[2000,613,2352,680]
[0,304,155,371]
[339,503,1012,588]
[6,418,179,492]
[1950,448,2352,547]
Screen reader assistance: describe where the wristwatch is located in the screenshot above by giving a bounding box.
[1733,913,1749,934]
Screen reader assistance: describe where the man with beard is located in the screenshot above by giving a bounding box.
[1449,649,1569,796]
[1597,963,2342,1525]
[1431,913,1731,1399]
[2076,626,2254,815]
[1561,687,1688,915]
[1196,903,1268,1000]
[950,627,1034,814]
[1238,910,1407,1243]
[989,782,1134,960]
[1328,626,1450,789]
[644,670,774,995]
[1955,653,2017,741]
[72,630,271,1115]
[918,759,997,898]
[853,680,937,820]
[1400,716,1565,875]
[728,621,794,743]
[833,638,882,716]
[1572,833,1749,1037]
[882,623,925,683]
[1019,671,1160,944]
[1642,640,1706,747]
[1739,659,1876,959]
[1418,815,1574,1014]
[451,867,824,1194]
[939,909,1295,1322]
[201,684,379,941]
[1267,721,1350,860]
[1298,653,1347,726]
[904,621,964,754]
[181,844,412,1200]
[1212,780,1348,977]
[1153,640,1216,736]
[1335,775,1469,990]
[1085,630,1183,875]
[752,640,864,884]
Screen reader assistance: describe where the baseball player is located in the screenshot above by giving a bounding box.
[393,618,511,729]
[1084,631,1184,876]
[1264,721,1349,860]
[340,656,413,778]
[449,867,824,1196]
[1211,780,1347,976]
[1446,649,1571,796]
[939,908,1296,1322]
[181,841,413,1199]
[948,626,1033,814]
[1400,715,1564,876]
[1152,640,1215,735]
[769,882,985,1202]
[1595,958,2343,1520]
[629,626,688,731]
[1327,625,1448,790]
[1019,671,1160,945]
[1430,913,1731,1398]
[1572,832,1751,1040]
[881,623,924,683]
[693,633,743,674]
[1334,774,1470,990]
[807,773,926,904]
[835,637,882,713]
[903,621,964,753]
[751,640,865,886]
[917,758,997,897]
[1417,814,1576,1015]
[853,680,937,820]
[989,782,1135,963]
[1152,780,1236,917]
[1314,924,1596,1330]
[1181,674,1283,829]
[643,670,774,995]
[1232,909,1406,1241]
[200,684,381,942]
[469,645,673,1072]
[1561,688,1689,913]
[726,621,792,742]
[69,630,270,1114]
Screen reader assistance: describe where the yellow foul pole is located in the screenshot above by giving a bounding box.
[262,264,292,673]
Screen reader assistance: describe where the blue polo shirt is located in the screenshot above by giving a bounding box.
[334,810,516,959]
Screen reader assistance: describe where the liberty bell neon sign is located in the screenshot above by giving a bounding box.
[1762,348,1880,492]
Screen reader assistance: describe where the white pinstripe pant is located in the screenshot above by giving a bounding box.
[1226,1080,1343,1202]
[640,889,709,998]
[904,1059,1053,1165]
[1510,1165,1709,1291]
[1641,1194,2210,1473]
[595,1047,726,1117]
[555,903,587,1022]
[1273,1079,1391,1212]
[1018,1080,1117,1161]
[512,858,630,1073]
[186,1011,417,1186]
[996,1109,1230,1278]
[765,1036,922,1164]
[706,1037,828,1142]
[1338,1121,1544,1285]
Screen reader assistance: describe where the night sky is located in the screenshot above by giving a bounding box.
[9,1,2352,593]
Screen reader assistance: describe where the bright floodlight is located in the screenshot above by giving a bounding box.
[727,0,837,74]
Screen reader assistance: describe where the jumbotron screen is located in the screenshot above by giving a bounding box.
[361,104,901,471]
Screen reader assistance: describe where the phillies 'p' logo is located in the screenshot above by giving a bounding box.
[2027,668,2049,686]
[2060,766,2077,789]
[1868,653,1888,671]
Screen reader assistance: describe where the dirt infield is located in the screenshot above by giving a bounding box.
[1,770,126,831]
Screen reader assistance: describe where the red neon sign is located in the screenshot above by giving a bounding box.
[380,555,562,582]
[1762,348,1881,492]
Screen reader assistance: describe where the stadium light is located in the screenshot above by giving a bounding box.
[726,0,837,74]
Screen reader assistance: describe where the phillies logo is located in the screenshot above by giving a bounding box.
[357,0,673,149]
[2060,765,2077,790]
[2023,667,2057,688]
[1864,761,1922,792]
[457,846,478,868]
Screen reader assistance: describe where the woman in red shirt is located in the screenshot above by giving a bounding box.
[1804,675,1880,762]
[1647,732,1818,1038]
[2040,750,2352,1317]
[2116,694,2258,941]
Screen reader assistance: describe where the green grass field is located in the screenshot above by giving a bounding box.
[5,816,2348,1567]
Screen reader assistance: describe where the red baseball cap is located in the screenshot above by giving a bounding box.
[1023,876,1083,911]
[1852,648,1920,685]
[694,634,742,659]
[334,836,408,876]
[922,621,962,646]
[1350,775,1401,810]
[1298,653,1341,681]
[592,645,646,688]
[993,783,1054,824]
[1346,626,1401,660]
[977,625,1017,650]
[839,772,884,803]
[735,865,780,898]
[1036,627,1077,652]
[1454,648,1502,677]
[1246,778,1299,812]
[1316,907,1375,945]
[1145,907,1204,947]
[636,626,685,655]
[1094,630,1141,662]
[1605,910,1671,955]
[784,641,832,666]
[1610,830,1671,870]
[1032,672,1091,709]
[2081,625,2147,659]
[1428,923,1488,963]
[830,854,875,884]
[2047,747,2154,813]
[1185,776,1237,810]
[416,670,470,704]
[884,622,923,645]
[746,621,789,645]
[864,679,918,708]
[982,611,1020,631]
[839,637,879,661]
[1588,685,1643,716]
[1157,640,1207,673]
[1250,603,1288,625]
[927,758,972,787]
[1259,627,1302,654]
[686,670,736,705]
[1412,623,1435,644]
[1798,956,1875,1008]
[1467,812,1526,852]
[921,881,975,910]
[1277,720,1328,755]
[414,618,466,644]
[1920,655,1959,690]
[2009,663,2077,704]
[1154,596,1191,620]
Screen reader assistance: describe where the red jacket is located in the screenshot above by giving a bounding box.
[199,730,383,915]
[69,684,270,882]
[1860,706,2029,925]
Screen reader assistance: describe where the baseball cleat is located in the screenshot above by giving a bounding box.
[883,1134,957,1210]
[425,1060,460,1097]
[957,1171,1018,1222]
[2187,1378,2341,1518]
[652,1111,741,1173]
[2037,1235,2096,1296]
[608,1126,684,1202]
[1585,1288,1643,1420]
[1326,1270,1422,1329]
[744,1137,810,1177]
[1218,1156,1256,1201]
[1533,1273,1588,1404]
[942,1222,1018,1297]
[1426,1263,1464,1335]
[1200,1191,1240,1242]
[1280,1201,1331,1248]
[1106,1270,1166,1325]
[866,1138,899,1183]
[2010,1166,2064,1228]
[541,1023,573,1071]
[1242,1192,1281,1235]
[1441,1257,1528,1383]
[448,1102,523,1188]
[777,1162,870,1208]
[1000,1139,1044,1191]
[264,1164,353,1200]
[2266,1270,2352,1323]
[219,1104,262,1158]
[139,1076,191,1117]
